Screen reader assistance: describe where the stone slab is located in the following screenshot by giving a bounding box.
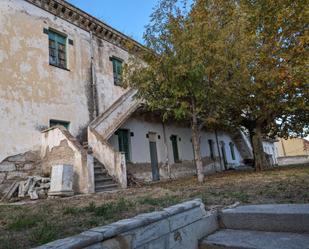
[221,204,309,233]
[200,229,309,249]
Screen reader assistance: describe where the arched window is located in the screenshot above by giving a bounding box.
[229,142,236,160]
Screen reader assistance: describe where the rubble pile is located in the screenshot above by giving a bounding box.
[1,176,50,201]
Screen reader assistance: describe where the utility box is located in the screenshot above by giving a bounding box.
[49,164,74,197]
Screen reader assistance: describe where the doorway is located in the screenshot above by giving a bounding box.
[170,135,180,163]
[117,129,130,162]
[148,132,160,181]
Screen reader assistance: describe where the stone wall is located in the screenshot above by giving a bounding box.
[41,126,94,194]
[127,157,223,182]
[0,150,41,196]
[277,155,309,166]
[36,199,218,249]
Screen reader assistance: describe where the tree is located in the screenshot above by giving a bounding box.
[124,0,238,182]
[223,0,309,170]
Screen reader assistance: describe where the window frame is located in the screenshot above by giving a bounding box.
[48,29,68,70]
[229,142,236,160]
[110,56,123,86]
[49,119,70,130]
[208,139,215,160]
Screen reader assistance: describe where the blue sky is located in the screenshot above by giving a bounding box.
[67,0,159,44]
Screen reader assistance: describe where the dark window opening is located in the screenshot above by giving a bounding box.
[229,142,236,160]
[170,135,180,163]
[48,30,67,69]
[110,57,123,86]
[208,139,215,160]
[49,119,70,129]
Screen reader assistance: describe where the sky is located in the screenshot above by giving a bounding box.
[67,0,159,44]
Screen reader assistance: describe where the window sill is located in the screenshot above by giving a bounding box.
[49,63,70,71]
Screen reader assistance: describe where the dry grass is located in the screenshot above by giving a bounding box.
[0,165,308,248]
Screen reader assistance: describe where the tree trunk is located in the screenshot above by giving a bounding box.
[192,113,204,183]
[251,126,269,171]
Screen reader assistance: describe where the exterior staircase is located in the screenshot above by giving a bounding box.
[87,88,142,191]
[93,159,119,192]
[199,204,309,249]
[232,129,254,164]
[90,89,141,140]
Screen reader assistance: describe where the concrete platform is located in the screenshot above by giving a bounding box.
[200,229,309,249]
[220,204,309,233]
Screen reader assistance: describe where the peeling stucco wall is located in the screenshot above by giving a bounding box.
[0,0,131,163]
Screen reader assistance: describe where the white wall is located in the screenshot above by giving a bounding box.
[263,141,278,164]
[109,118,243,166]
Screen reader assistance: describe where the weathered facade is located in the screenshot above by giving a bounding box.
[0,0,276,196]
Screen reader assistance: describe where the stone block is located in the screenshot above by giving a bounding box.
[23,163,35,170]
[0,162,16,172]
[168,214,218,249]
[6,171,28,180]
[35,233,101,249]
[0,173,6,184]
[144,234,169,249]
[128,219,170,248]
[168,206,206,232]
[49,164,74,196]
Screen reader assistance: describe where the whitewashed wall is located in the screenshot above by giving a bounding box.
[109,118,243,166]
[263,141,278,164]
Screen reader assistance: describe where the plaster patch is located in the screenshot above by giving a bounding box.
[0,50,8,63]
[20,62,32,74]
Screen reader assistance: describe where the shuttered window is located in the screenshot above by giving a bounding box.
[111,57,123,86]
[48,30,67,69]
[229,142,236,160]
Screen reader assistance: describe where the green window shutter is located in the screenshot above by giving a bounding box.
[229,142,236,160]
[111,58,123,86]
[48,30,67,69]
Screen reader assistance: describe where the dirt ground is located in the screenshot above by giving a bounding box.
[0,165,308,248]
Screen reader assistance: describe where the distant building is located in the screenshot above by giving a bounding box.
[275,138,309,165]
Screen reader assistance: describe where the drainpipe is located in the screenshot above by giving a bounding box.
[215,130,223,171]
[162,122,171,178]
[90,32,98,119]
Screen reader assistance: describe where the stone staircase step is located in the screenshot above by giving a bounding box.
[199,229,309,249]
[95,184,119,192]
[95,176,113,182]
[220,204,309,233]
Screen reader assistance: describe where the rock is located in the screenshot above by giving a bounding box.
[0,173,6,184]
[6,171,28,180]
[0,162,16,172]
[29,190,38,200]
[23,163,34,170]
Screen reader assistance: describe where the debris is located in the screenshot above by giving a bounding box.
[1,176,50,202]
[1,181,19,202]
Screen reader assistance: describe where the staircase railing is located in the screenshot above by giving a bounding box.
[88,127,127,188]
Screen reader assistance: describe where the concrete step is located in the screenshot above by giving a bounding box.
[95,177,114,185]
[95,184,118,192]
[199,229,309,249]
[220,204,309,233]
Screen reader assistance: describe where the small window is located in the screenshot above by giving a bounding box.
[229,142,236,160]
[48,30,67,69]
[208,140,215,160]
[110,57,123,86]
[50,119,70,129]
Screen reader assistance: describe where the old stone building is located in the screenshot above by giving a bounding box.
[0,0,275,196]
